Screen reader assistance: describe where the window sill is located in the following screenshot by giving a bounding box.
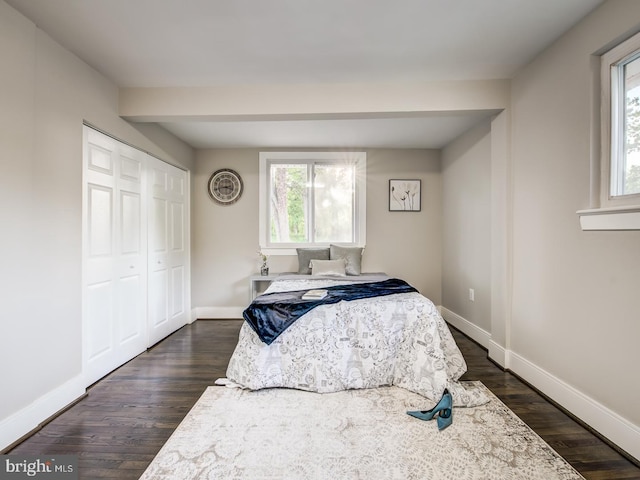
[261,245,366,256]
[577,206,640,231]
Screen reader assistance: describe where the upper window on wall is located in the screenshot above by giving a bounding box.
[601,31,640,206]
[259,152,366,253]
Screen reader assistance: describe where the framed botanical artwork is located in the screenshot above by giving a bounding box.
[389,179,421,211]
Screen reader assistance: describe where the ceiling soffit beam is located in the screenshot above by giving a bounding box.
[119,79,509,122]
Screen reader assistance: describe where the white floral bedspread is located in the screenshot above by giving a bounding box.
[226,277,488,407]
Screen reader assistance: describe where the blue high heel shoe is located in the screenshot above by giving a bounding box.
[436,404,452,430]
[407,388,453,430]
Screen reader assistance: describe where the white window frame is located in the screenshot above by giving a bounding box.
[259,151,366,255]
[601,31,640,208]
[578,31,640,230]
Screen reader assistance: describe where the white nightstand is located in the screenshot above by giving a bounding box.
[248,274,281,301]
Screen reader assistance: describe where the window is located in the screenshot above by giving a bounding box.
[259,152,366,253]
[579,32,640,230]
[601,31,640,206]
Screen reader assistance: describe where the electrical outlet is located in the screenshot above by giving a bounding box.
[469,288,475,302]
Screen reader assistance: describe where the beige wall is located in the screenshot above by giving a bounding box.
[366,149,442,302]
[0,1,194,449]
[434,1,640,458]
[441,121,492,333]
[508,0,640,456]
[192,148,441,315]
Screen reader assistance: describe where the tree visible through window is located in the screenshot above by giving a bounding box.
[270,164,307,243]
[623,56,640,194]
[269,162,355,244]
[259,152,366,250]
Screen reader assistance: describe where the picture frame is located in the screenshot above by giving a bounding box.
[389,179,421,212]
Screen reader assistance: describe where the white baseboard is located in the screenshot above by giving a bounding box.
[440,306,492,349]
[487,340,509,368]
[510,351,640,461]
[192,306,244,320]
[439,305,640,462]
[439,307,508,368]
[0,375,85,451]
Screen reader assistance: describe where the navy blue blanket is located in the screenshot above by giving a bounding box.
[243,278,418,345]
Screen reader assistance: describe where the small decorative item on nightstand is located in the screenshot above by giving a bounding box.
[257,248,269,276]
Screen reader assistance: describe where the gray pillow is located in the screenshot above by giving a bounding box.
[330,244,364,276]
[296,248,330,274]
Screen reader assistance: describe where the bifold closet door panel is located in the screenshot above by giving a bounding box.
[82,127,148,386]
[147,156,189,347]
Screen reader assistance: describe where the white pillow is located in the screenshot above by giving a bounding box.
[310,258,347,276]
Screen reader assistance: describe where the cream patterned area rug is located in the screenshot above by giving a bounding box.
[140,381,584,480]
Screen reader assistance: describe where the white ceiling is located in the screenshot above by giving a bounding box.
[158,112,500,149]
[7,0,603,149]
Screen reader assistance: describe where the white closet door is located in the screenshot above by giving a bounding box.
[147,156,189,347]
[83,127,148,385]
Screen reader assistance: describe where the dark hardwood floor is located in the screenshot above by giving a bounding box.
[6,320,640,479]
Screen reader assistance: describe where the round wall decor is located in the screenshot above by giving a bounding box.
[207,168,243,205]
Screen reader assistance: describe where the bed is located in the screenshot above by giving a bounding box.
[226,268,487,407]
